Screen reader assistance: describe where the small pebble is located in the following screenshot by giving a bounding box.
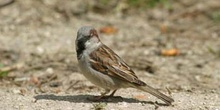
[46,68,54,74]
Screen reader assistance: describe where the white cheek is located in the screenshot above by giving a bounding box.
[84,38,101,53]
[85,40,92,48]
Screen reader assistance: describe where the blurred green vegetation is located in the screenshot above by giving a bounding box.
[0,63,3,68]
[0,64,8,78]
[0,71,8,77]
[97,0,173,10]
[92,103,107,110]
[127,0,172,9]
[207,46,220,58]
[210,11,220,23]
[99,0,110,6]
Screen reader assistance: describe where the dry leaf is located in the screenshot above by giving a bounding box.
[53,88,61,94]
[100,26,117,35]
[20,89,26,96]
[30,76,39,85]
[161,49,179,56]
[160,24,167,33]
[133,95,146,100]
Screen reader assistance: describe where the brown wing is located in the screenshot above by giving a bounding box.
[89,44,146,86]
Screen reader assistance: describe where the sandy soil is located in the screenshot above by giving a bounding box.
[0,0,220,110]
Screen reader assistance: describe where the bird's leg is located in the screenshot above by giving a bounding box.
[89,89,110,101]
[108,89,117,97]
[107,89,122,99]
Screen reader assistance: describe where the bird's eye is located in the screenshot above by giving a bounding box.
[84,35,91,41]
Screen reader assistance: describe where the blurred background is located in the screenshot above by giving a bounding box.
[0,0,220,109]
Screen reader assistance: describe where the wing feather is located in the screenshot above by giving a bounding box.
[89,44,146,86]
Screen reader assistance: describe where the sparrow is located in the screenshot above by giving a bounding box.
[75,26,174,105]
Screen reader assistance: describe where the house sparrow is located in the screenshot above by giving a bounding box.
[75,26,174,105]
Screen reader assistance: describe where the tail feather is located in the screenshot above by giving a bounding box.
[136,85,174,105]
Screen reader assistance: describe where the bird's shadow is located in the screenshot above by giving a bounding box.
[34,94,169,106]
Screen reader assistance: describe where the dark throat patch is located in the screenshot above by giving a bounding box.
[76,35,90,59]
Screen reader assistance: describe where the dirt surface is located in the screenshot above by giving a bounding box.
[0,0,220,110]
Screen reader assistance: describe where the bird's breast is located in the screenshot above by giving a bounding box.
[78,55,124,90]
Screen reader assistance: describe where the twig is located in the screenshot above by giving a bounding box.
[0,0,15,8]
[66,80,80,91]
[0,63,24,73]
[166,87,172,96]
